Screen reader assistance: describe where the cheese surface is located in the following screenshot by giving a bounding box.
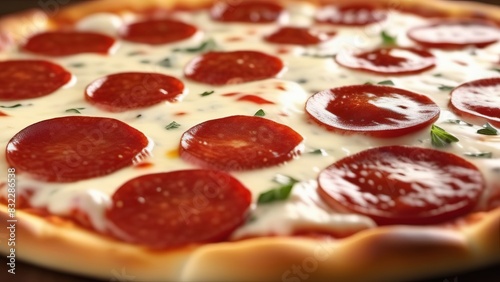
[0,3,499,239]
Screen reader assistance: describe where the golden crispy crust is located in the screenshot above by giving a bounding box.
[0,0,500,281]
[1,205,499,281]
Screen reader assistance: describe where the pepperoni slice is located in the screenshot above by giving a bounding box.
[335,47,436,75]
[0,60,71,101]
[85,72,184,112]
[264,27,329,45]
[211,0,284,23]
[315,4,386,26]
[23,31,115,56]
[6,116,151,182]
[119,19,197,45]
[106,169,251,249]
[318,146,485,225]
[180,115,303,170]
[184,51,284,85]
[408,20,500,49]
[449,77,500,127]
[305,84,440,138]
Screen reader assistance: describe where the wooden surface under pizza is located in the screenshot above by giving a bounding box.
[0,0,499,281]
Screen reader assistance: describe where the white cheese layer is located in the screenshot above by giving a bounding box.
[0,4,499,239]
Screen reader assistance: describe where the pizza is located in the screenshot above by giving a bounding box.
[0,0,499,281]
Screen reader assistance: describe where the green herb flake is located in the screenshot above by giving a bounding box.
[438,85,454,91]
[258,175,299,204]
[381,30,397,46]
[65,107,85,114]
[444,119,473,126]
[165,121,181,130]
[0,104,22,109]
[477,123,498,136]
[491,68,500,73]
[174,38,217,53]
[433,73,443,77]
[377,80,395,86]
[136,114,143,118]
[157,58,172,68]
[254,109,265,117]
[430,125,459,147]
[309,149,327,155]
[200,90,215,97]
[464,152,493,158]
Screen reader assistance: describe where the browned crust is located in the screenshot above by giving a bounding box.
[1,204,499,281]
[0,0,499,281]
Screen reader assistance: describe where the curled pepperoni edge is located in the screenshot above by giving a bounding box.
[449,77,500,127]
[105,169,252,249]
[179,115,304,171]
[318,145,485,225]
[6,116,151,182]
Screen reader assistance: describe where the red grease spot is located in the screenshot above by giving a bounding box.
[237,95,274,105]
[174,112,187,116]
[222,92,240,97]
[134,162,154,169]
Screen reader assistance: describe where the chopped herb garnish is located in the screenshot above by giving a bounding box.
[136,114,142,118]
[254,109,265,117]
[377,80,395,86]
[438,85,454,91]
[65,107,85,114]
[309,149,327,155]
[157,58,172,68]
[381,30,397,46]
[173,38,217,53]
[165,121,181,130]
[69,63,85,68]
[0,104,22,109]
[296,78,308,84]
[477,123,498,135]
[464,152,493,158]
[127,51,143,56]
[258,175,299,204]
[491,68,500,73]
[140,59,151,64]
[444,119,473,126]
[430,125,459,147]
[200,90,215,97]
[303,53,335,58]
[433,73,443,77]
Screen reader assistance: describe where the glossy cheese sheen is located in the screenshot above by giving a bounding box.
[0,4,499,239]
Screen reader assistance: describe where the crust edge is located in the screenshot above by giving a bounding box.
[1,204,499,281]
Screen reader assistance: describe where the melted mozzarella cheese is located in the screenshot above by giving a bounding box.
[0,4,499,239]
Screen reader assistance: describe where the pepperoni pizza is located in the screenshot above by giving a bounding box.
[0,0,499,281]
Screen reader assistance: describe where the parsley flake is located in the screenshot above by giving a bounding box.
[377,80,395,86]
[381,30,397,46]
[174,38,217,53]
[438,85,454,91]
[309,149,327,155]
[430,125,459,147]
[477,123,498,136]
[433,73,443,77]
[157,57,172,68]
[258,175,299,204]
[0,104,23,109]
[200,90,215,97]
[464,152,493,158]
[254,109,265,117]
[491,68,500,73]
[165,121,181,130]
[65,107,85,114]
